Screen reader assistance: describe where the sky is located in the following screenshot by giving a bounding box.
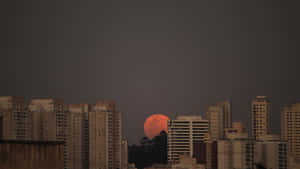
[1,0,300,144]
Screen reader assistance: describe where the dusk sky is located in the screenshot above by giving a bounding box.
[1,0,300,144]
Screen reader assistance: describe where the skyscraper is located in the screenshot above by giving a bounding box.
[216,101,232,129]
[66,104,90,169]
[29,98,66,141]
[281,103,300,161]
[251,96,270,140]
[206,101,232,140]
[89,101,122,169]
[167,116,208,163]
[218,133,255,169]
[0,96,31,140]
[255,134,287,169]
[28,98,68,169]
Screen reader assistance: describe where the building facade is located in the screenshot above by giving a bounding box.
[168,116,208,163]
[206,101,232,140]
[0,140,64,169]
[121,139,128,169]
[281,103,300,161]
[218,133,255,169]
[66,104,90,169]
[29,98,66,141]
[252,96,270,140]
[0,96,31,140]
[225,122,246,139]
[89,101,122,169]
[28,98,67,169]
[255,135,287,169]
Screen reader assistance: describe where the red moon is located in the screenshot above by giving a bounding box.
[144,114,169,139]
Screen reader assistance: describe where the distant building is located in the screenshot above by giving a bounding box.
[89,101,122,169]
[171,153,205,169]
[216,101,232,129]
[121,139,128,169]
[168,116,208,163]
[255,134,287,169]
[206,101,232,140]
[225,122,246,139]
[204,134,218,169]
[252,96,270,140]
[218,133,255,169]
[0,96,31,140]
[288,156,300,169]
[29,98,66,141]
[0,140,64,169]
[66,104,90,169]
[145,154,205,169]
[281,103,300,161]
[28,98,67,169]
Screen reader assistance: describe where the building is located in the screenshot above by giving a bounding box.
[168,116,208,163]
[121,139,128,169]
[28,98,67,169]
[145,154,205,169]
[29,98,66,141]
[255,135,287,169]
[0,96,31,140]
[252,96,270,140]
[89,101,122,169]
[281,103,300,160]
[225,122,246,139]
[65,104,90,169]
[218,133,255,169]
[0,140,64,169]
[216,101,232,129]
[203,134,218,169]
[206,101,232,140]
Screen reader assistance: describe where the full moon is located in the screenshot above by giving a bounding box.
[144,114,170,139]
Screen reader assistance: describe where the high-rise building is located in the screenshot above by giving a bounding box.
[28,98,67,169]
[216,101,232,129]
[89,101,122,169]
[0,96,31,140]
[66,104,90,169]
[121,139,128,169]
[251,96,270,140]
[281,103,300,160]
[218,133,255,169]
[29,98,66,141]
[255,135,287,169]
[167,116,208,163]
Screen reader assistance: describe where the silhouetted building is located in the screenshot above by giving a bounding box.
[0,96,31,140]
[281,103,300,161]
[66,104,90,169]
[167,116,208,163]
[252,96,270,140]
[89,101,122,169]
[206,101,232,140]
[0,140,64,169]
[255,135,287,169]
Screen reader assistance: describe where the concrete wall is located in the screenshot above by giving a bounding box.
[0,141,64,169]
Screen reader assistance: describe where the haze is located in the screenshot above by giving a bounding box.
[0,0,300,144]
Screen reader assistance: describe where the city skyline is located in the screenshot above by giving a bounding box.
[1,1,300,145]
[0,94,296,144]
